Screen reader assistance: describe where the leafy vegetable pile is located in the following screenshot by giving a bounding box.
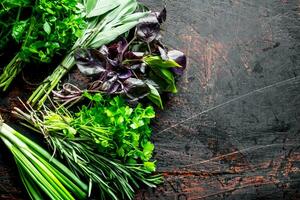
[0,0,187,199]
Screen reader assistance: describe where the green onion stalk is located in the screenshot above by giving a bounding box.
[0,115,88,200]
[28,0,148,108]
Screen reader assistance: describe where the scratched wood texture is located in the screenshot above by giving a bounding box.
[1,0,300,199]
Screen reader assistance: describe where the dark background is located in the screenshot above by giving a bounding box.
[1,0,300,199]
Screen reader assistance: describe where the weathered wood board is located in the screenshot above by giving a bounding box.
[1,0,300,199]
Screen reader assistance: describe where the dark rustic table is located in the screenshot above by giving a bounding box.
[1,0,300,199]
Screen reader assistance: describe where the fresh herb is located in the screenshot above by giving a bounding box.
[77,93,156,168]
[53,8,186,109]
[0,0,32,52]
[28,0,148,108]
[13,95,162,199]
[0,115,88,200]
[0,0,86,91]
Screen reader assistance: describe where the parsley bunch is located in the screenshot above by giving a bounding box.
[77,93,156,172]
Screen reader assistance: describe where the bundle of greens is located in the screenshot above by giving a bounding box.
[28,0,149,108]
[0,0,86,91]
[13,93,162,199]
[0,115,88,200]
[0,0,32,52]
[50,7,187,109]
[1,1,188,199]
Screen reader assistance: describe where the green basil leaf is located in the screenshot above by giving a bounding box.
[146,83,163,109]
[150,67,177,93]
[144,55,181,68]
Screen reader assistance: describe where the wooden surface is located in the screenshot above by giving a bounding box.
[1,0,300,199]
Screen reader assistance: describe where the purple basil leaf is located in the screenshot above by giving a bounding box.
[136,11,161,43]
[75,49,106,76]
[124,51,143,60]
[118,70,132,79]
[107,71,117,77]
[157,7,167,24]
[136,8,167,43]
[107,57,119,67]
[117,38,128,53]
[158,46,168,60]
[108,82,120,94]
[136,23,160,43]
[99,45,109,55]
[131,64,141,70]
[101,75,118,91]
[108,43,119,58]
[123,78,149,100]
[140,63,147,73]
[168,50,187,75]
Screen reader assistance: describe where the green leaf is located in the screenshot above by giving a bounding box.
[144,55,181,68]
[92,93,103,102]
[89,21,138,48]
[144,161,156,172]
[145,55,179,93]
[117,147,125,157]
[43,21,51,35]
[117,116,124,124]
[12,20,28,41]
[82,91,93,100]
[130,119,144,129]
[142,141,154,161]
[85,0,97,14]
[146,84,163,109]
[150,68,177,93]
[86,0,120,18]
[143,106,155,118]
[119,11,149,24]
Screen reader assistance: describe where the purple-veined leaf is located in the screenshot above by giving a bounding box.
[167,50,187,75]
[74,49,106,75]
